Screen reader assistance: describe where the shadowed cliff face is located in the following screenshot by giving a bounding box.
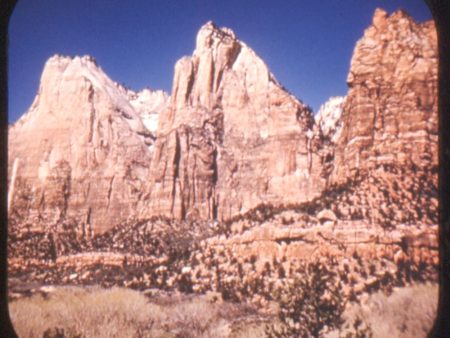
[8,9,438,233]
[140,21,324,221]
[330,8,438,185]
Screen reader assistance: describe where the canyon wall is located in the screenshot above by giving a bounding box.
[8,9,438,234]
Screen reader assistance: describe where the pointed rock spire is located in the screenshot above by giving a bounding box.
[141,21,322,221]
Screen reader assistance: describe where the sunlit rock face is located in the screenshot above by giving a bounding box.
[330,9,438,185]
[8,9,438,234]
[8,55,154,234]
[198,9,439,267]
[139,21,326,221]
[7,10,439,311]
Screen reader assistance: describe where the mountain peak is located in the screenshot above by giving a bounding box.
[390,8,414,20]
[8,12,438,239]
[37,53,133,112]
[332,5,437,185]
[40,54,105,91]
[199,20,217,31]
[195,21,237,54]
[372,8,388,29]
[9,53,156,233]
[145,19,318,221]
[370,8,423,33]
[315,96,346,143]
[45,54,98,70]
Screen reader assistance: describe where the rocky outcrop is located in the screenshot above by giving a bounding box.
[330,9,438,184]
[8,55,154,234]
[8,212,438,305]
[140,21,325,221]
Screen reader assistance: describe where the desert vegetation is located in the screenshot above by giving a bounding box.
[325,283,438,338]
[9,286,267,338]
[6,6,440,338]
[9,282,437,338]
[8,189,438,337]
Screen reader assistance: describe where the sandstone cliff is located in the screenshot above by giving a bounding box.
[8,10,439,319]
[8,55,157,234]
[140,21,325,221]
[199,9,438,277]
[8,9,438,234]
[330,8,438,184]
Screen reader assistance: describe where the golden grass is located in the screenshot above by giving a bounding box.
[325,283,438,338]
[9,287,157,338]
[10,283,437,337]
[9,286,267,338]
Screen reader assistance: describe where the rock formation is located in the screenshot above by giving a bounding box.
[202,9,438,268]
[8,10,439,321]
[8,55,157,234]
[8,9,438,235]
[196,36,440,301]
[330,8,438,184]
[140,21,325,221]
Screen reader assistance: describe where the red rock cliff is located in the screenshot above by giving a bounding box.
[140,22,326,221]
[330,9,438,185]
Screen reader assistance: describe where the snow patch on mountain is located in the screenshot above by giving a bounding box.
[127,89,170,134]
[315,96,346,143]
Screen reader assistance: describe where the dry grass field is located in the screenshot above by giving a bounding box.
[9,286,268,338]
[9,283,437,338]
[326,283,438,338]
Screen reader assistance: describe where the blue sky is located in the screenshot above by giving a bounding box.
[8,0,432,122]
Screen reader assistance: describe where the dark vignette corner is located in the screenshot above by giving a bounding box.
[425,0,450,337]
[0,1,448,338]
[1,0,18,337]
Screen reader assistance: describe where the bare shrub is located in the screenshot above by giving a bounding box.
[265,261,345,338]
[325,283,438,338]
[356,283,437,338]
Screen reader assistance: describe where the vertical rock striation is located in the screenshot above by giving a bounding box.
[8,9,438,233]
[140,21,325,220]
[330,9,438,184]
[8,55,154,234]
